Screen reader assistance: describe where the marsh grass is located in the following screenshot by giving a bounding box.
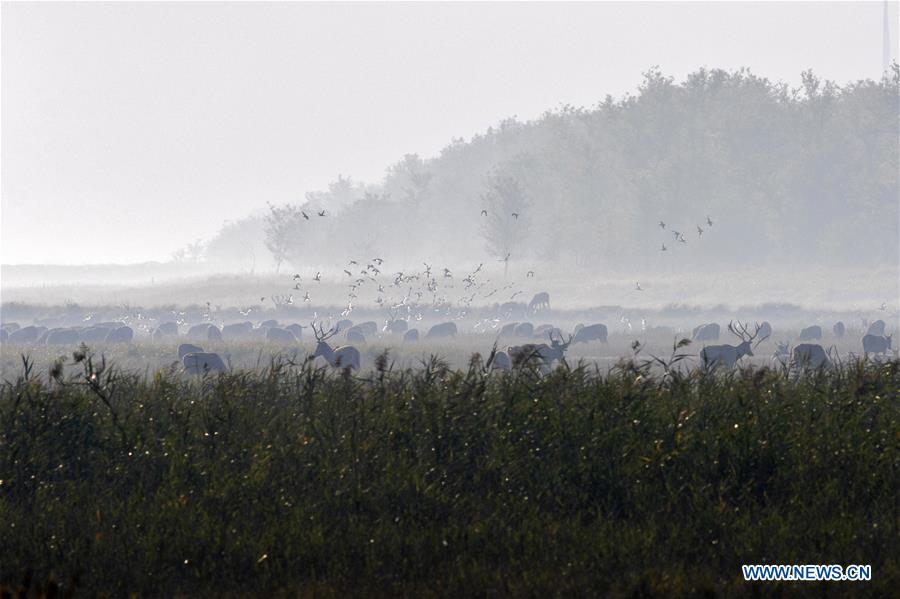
[0,352,897,597]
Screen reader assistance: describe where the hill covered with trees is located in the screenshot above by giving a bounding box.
[200,66,898,275]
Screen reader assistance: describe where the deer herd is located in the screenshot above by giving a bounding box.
[1,305,895,376]
[165,315,893,376]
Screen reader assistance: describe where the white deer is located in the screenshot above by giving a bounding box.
[311,323,361,371]
[700,321,768,369]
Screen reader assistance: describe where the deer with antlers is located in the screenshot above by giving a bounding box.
[507,330,572,375]
[310,323,361,371]
[700,321,768,369]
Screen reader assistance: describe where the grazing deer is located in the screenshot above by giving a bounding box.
[528,292,550,313]
[182,352,227,375]
[866,320,886,336]
[513,322,534,337]
[311,323,361,371]
[384,310,408,334]
[572,323,608,344]
[862,334,893,357]
[832,321,845,338]
[692,323,720,341]
[791,344,830,369]
[499,322,518,337]
[700,321,768,369]
[425,322,458,339]
[489,350,512,371]
[798,325,822,341]
[508,331,572,375]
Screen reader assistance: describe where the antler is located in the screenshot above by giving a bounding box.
[549,330,573,349]
[728,320,764,344]
[311,322,336,342]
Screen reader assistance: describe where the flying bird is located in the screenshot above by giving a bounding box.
[697,225,704,237]
[318,210,326,217]
[293,274,301,280]
[635,282,643,291]
[303,292,310,302]
[511,212,519,220]
[658,220,666,229]
[260,297,266,302]
[672,230,681,239]
[706,215,713,227]
[373,258,384,265]
[314,272,322,281]
[293,283,301,290]
[302,211,309,220]
[527,270,534,277]
[661,243,667,251]
[481,209,488,216]
[343,269,352,277]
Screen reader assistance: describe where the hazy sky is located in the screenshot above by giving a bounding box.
[2,1,897,265]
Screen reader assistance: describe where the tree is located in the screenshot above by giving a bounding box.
[263,202,304,273]
[480,168,530,276]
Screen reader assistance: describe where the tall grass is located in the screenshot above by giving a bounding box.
[1,351,897,597]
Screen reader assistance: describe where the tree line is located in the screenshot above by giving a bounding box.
[193,66,898,273]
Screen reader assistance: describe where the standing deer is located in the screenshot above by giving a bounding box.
[700,321,768,369]
[508,331,572,375]
[311,323,361,371]
[528,292,550,313]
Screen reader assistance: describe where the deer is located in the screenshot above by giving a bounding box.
[311,323,361,371]
[792,344,830,369]
[508,331,572,375]
[862,333,893,357]
[700,321,768,369]
[528,292,550,313]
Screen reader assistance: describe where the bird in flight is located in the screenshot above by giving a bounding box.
[635,282,644,291]
[293,273,301,280]
[260,297,266,302]
[314,271,322,281]
[697,225,704,237]
[527,270,534,277]
[293,283,301,290]
[373,257,384,265]
[343,269,352,277]
[302,211,309,220]
[661,243,667,251]
[318,210,326,217]
[303,292,311,302]
[511,213,519,220]
[658,220,666,229]
[672,230,681,239]
[706,215,713,227]
[481,209,488,216]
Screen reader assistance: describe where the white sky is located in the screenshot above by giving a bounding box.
[2,1,897,264]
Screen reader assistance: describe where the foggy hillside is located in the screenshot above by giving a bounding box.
[191,67,899,275]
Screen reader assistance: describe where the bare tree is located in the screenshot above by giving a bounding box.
[263,202,304,273]
[480,169,530,276]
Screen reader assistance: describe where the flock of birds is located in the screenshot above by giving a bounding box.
[637,214,714,292]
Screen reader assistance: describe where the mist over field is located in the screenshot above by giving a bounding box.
[2,3,900,595]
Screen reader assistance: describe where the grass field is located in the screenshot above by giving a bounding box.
[1,348,897,597]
